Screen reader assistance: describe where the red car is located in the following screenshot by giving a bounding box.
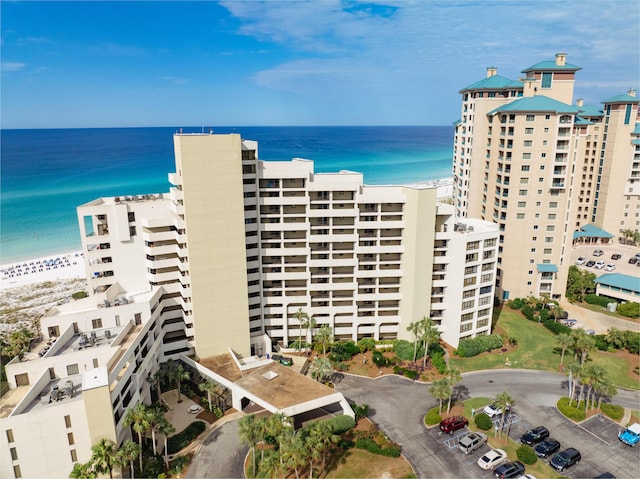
[439,416,469,433]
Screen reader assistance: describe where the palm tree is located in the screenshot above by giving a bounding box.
[123,403,152,471]
[419,316,441,368]
[157,417,175,467]
[303,427,323,479]
[7,327,34,358]
[293,308,309,351]
[309,420,339,471]
[429,378,451,414]
[199,379,223,412]
[566,360,582,404]
[444,368,462,413]
[90,438,118,479]
[621,228,634,245]
[301,314,317,351]
[406,321,420,362]
[571,329,596,366]
[148,406,167,455]
[116,439,140,479]
[556,332,571,365]
[584,364,606,410]
[239,414,260,478]
[148,369,164,402]
[494,391,514,437]
[595,379,618,410]
[310,357,334,383]
[280,428,305,479]
[605,327,625,349]
[169,362,190,403]
[315,324,333,355]
[69,462,96,479]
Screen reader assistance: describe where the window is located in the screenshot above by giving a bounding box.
[541,72,552,88]
[6,429,14,443]
[516,213,525,219]
[549,202,558,208]
[466,241,479,250]
[482,262,494,271]
[544,248,552,254]
[523,140,532,147]
[65,415,72,428]
[462,300,475,310]
[528,270,533,275]
[68,432,75,445]
[92,358,99,368]
[463,289,475,299]
[517,201,526,207]
[520,177,529,184]
[546,225,555,231]
[544,127,549,133]
[479,296,492,306]
[519,189,528,196]
[525,128,534,134]
[464,277,477,286]
[522,153,531,160]
[13,465,21,479]
[548,213,557,220]
[545,114,551,120]
[521,165,530,172]
[484,238,496,247]
[465,265,478,275]
[460,323,473,333]
[10,447,18,460]
[67,364,79,375]
[526,114,535,121]
[70,449,77,462]
[545,236,554,243]
[91,318,102,329]
[625,104,632,124]
[477,318,489,328]
[481,273,493,283]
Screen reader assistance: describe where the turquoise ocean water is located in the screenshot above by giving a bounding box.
[1,126,454,263]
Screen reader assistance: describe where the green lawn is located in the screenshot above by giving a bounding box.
[449,307,639,390]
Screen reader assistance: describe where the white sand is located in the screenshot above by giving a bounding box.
[1,251,86,290]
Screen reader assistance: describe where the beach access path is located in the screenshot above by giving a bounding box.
[1,251,86,290]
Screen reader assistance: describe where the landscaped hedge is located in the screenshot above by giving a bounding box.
[372,350,393,368]
[556,397,586,422]
[585,294,612,307]
[425,407,442,426]
[168,421,206,453]
[457,334,503,357]
[329,341,360,362]
[392,366,419,380]
[355,437,401,457]
[322,414,356,434]
[542,320,572,335]
[516,445,538,465]
[431,351,447,374]
[618,302,640,319]
[357,338,376,352]
[474,413,493,430]
[601,403,624,421]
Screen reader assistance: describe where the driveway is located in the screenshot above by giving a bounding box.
[186,420,247,479]
[334,370,640,479]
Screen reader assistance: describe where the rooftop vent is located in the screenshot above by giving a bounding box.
[262,371,279,381]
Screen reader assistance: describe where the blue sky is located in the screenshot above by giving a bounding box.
[2,0,638,128]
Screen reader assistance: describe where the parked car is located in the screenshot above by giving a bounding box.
[604,264,616,272]
[594,260,606,269]
[628,257,638,264]
[534,438,561,458]
[575,257,586,265]
[611,253,621,260]
[593,249,604,256]
[550,447,581,471]
[458,431,488,454]
[477,448,508,470]
[494,461,525,479]
[520,426,550,446]
[618,422,640,446]
[586,260,596,267]
[439,415,468,434]
[484,402,510,418]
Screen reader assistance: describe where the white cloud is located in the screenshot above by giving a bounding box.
[1,62,26,72]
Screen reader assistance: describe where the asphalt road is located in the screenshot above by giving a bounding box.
[186,420,247,479]
[333,370,640,479]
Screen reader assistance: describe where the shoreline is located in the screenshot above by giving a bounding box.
[0,250,86,290]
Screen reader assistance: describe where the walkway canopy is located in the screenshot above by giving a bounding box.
[572,224,614,245]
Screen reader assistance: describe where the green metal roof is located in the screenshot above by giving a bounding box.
[488,95,579,115]
[460,74,522,92]
[632,122,640,135]
[572,224,614,240]
[632,139,640,145]
[453,119,462,126]
[602,93,640,104]
[521,60,581,73]
[574,117,594,125]
[537,264,558,273]
[577,105,603,117]
[595,273,640,293]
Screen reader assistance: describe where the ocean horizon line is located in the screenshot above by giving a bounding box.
[1,124,452,131]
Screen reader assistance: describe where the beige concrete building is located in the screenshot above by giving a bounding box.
[453,53,639,301]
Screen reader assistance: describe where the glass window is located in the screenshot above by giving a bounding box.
[541,72,552,88]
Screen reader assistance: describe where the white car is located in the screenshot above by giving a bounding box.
[594,261,606,269]
[575,257,586,265]
[477,448,507,470]
[604,264,616,271]
[593,249,604,256]
[483,401,509,418]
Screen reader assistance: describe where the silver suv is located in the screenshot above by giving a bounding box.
[458,431,488,455]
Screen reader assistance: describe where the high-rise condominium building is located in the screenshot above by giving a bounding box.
[452,53,639,300]
[1,133,498,478]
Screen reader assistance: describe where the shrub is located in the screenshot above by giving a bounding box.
[329,341,360,362]
[508,298,525,310]
[521,305,535,321]
[372,350,392,368]
[585,294,612,307]
[357,338,376,352]
[393,339,417,361]
[474,413,493,430]
[425,407,442,426]
[322,414,356,434]
[431,351,447,374]
[624,331,640,354]
[457,334,503,357]
[538,308,550,322]
[338,438,354,449]
[355,437,401,457]
[594,334,609,351]
[600,403,624,421]
[168,421,206,453]
[71,291,88,300]
[556,397,586,422]
[542,320,572,335]
[617,302,640,319]
[353,404,370,420]
[516,445,538,465]
[404,369,419,380]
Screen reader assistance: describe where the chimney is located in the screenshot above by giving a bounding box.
[486,67,497,78]
[555,52,567,66]
[628,88,637,97]
[576,98,584,107]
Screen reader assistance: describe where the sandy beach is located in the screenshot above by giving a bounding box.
[0,251,86,290]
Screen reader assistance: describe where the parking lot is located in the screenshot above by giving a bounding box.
[571,243,640,277]
[423,406,638,479]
